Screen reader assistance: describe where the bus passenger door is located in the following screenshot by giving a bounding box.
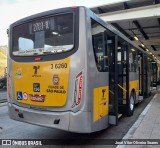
[91,20,118,126]
[143,55,148,97]
[150,61,158,89]
[138,52,144,100]
[116,39,129,115]
[108,35,118,125]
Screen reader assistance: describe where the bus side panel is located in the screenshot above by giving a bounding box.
[129,80,139,97]
[68,7,91,133]
[129,72,139,101]
[85,12,109,132]
[93,86,109,122]
[90,73,109,132]
[7,59,15,103]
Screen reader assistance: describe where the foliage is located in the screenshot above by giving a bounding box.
[0,45,7,77]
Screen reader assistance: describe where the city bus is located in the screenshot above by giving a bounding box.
[7,6,157,133]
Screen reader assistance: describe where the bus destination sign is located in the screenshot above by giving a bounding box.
[32,20,50,32]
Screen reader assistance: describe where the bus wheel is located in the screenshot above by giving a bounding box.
[127,91,135,116]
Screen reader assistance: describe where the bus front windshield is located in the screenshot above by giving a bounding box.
[12,13,74,56]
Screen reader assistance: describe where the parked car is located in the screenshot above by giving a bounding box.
[0,76,7,89]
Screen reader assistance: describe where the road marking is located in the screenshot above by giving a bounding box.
[116,94,157,148]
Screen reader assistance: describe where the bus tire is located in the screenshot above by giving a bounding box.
[126,91,135,116]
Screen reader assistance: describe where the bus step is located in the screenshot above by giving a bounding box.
[118,114,122,118]
[138,95,144,102]
[118,99,126,105]
[118,105,126,114]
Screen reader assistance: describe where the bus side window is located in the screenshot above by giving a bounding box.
[129,45,137,72]
[92,33,104,71]
[91,19,108,72]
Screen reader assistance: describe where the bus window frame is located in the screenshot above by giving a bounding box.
[91,19,117,72]
[9,8,80,62]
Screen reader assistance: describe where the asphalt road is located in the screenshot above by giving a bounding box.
[0,93,155,148]
[0,90,7,102]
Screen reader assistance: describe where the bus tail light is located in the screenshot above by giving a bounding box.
[72,72,83,108]
[15,109,19,112]
[34,57,43,61]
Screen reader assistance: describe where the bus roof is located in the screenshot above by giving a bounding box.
[10,6,151,58]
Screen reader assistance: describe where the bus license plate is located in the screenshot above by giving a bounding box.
[30,95,45,102]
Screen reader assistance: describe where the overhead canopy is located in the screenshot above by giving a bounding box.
[91,0,160,63]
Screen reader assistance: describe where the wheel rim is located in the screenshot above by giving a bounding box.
[130,95,134,111]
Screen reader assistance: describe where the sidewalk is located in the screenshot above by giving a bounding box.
[117,89,160,148]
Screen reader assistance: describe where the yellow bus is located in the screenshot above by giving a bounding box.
[7,6,157,133]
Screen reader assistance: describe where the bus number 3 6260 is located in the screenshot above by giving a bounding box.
[51,63,67,69]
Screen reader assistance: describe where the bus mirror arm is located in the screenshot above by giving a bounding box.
[7,29,9,37]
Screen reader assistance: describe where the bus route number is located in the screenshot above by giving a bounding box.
[51,63,67,69]
[32,20,50,32]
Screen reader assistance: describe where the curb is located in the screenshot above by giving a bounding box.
[116,94,157,148]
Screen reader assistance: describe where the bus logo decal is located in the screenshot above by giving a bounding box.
[102,89,106,98]
[17,92,22,100]
[2,140,11,145]
[33,66,40,75]
[23,92,28,100]
[33,83,40,92]
[53,75,60,85]
[15,67,22,79]
[32,66,41,77]
[77,74,83,105]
